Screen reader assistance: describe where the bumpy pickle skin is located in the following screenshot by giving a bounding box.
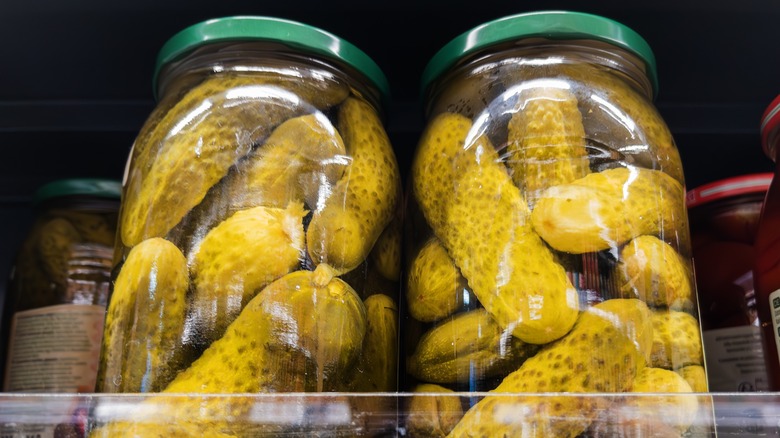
[447,299,654,438]
[89,420,238,438]
[35,217,82,290]
[587,367,699,437]
[412,111,578,344]
[92,265,366,437]
[120,72,347,247]
[551,63,684,183]
[406,384,464,438]
[190,202,306,345]
[406,237,468,323]
[677,365,708,392]
[408,308,539,384]
[650,309,704,370]
[348,293,399,432]
[226,113,348,212]
[350,293,398,393]
[96,237,189,393]
[618,235,694,309]
[628,367,699,435]
[59,210,117,247]
[369,217,402,281]
[507,86,590,202]
[530,167,687,254]
[307,97,402,275]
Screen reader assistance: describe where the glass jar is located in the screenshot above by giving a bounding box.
[687,174,771,392]
[755,95,780,391]
[404,11,703,436]
[93,16,401,436]
[1,179,119,393]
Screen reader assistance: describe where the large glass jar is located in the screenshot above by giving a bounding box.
[1,179,119,394]
[687,174,771,392]
[404,11,704,437]
[93,16,401,436]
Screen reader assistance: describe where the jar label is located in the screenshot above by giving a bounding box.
[770,289,780,375]
[702,325,768,391]
[3,304,105,392]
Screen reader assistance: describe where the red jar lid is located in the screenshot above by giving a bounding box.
[761,94,780,161]
[687,173,773,208]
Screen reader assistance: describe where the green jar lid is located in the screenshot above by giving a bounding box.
[421,11,659,98]
[154,16,390,101]
[34,179,122,204]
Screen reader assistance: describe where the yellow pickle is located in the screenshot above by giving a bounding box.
[403,11,706,437]
[93,16,401,436]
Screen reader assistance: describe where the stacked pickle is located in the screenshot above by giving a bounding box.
[405,63,705,438]
[92,70,401,437]
[11,207,116,309]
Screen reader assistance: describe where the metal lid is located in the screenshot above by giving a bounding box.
[34,179,122,205]
[153,16,390,100]
[421,10,658,98]
[761,94,780,162]
[686,173,773,209]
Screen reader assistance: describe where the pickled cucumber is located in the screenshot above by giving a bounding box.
[190,202,306,344]
[35,217,81,289]
[447,299,653,438]
[406,237,468,323]
[406,384,463,438]
[618,235,693,309]
[307,97,401,275]
[531,167,686,254]
[97,237,189,393]
[121,74,316,246]
[507,85,590,202]
[408,308,539,384]
[412,111,578,344]
[227,113,348,211]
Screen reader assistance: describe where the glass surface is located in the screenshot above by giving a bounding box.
[101,44,402,401]
[405,40,698,401]
[4,392,780,436]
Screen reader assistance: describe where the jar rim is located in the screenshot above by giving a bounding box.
[420,10,658,99]
[686,173,773,209]
[153,16,390,101]
[34,179,122,205]
[761,94,780,161]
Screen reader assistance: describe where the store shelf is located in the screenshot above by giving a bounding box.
[2,391,780,436]
[2,2,780,437]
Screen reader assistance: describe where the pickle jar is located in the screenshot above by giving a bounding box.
[687,174,771,392]
[1,178,120,393]
[94,15,401,433]
[404,11,703,436]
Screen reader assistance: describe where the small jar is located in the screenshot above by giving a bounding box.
[404,11,703,436]
[755,95,780,391]
[94,16,401,434]
[1,179,120,393]
[687,174,771,392]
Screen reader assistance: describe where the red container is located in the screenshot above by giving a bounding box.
[688,173,772,391]
[755,94,780,391]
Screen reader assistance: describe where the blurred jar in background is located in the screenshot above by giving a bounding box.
[1,179,120,393]
[688,173,771,391]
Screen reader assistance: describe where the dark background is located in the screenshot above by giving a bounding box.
[1,0,778,309]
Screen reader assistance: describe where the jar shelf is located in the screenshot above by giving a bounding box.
[1,391,777,436]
